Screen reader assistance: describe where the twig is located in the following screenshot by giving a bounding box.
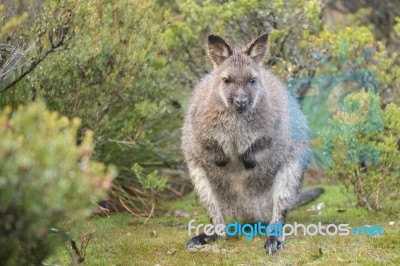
[0,28,70,93]
[80,233,92,258]
[118,198,142,217]
[144,194,155,224]
[70,240,84,263]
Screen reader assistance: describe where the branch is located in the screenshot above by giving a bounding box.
[0,44,30,81]
[70,240,85,263]
[0,48,51,92]
[0,28,70,93]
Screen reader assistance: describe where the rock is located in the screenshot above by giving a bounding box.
[174,210,190,218]
[166,249,177,255]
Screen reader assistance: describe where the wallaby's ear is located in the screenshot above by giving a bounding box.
[207,35,233,67]
[244,33,269,65]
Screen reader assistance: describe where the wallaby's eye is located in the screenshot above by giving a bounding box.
[250,78,256,85]
[223,78,231,85]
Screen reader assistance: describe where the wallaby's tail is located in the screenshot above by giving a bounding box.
[296,188,324,206]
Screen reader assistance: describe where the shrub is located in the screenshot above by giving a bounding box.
[11,0,182,215]
[323,92,400,211]
[0,102,116,265]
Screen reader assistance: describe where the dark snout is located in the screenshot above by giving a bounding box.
[233,97,249,112]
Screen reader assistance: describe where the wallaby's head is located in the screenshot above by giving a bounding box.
[207,33,269,113]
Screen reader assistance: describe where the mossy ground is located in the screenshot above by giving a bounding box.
[48,184,400,265]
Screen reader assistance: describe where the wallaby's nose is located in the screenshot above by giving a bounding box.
[234,99,248,110]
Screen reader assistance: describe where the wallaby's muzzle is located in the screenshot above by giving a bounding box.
[233,95,249,112]
[232,88,250,112]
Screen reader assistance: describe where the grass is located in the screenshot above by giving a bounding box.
[47,184,400,265]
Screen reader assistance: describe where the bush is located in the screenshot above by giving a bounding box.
[0,102,116,265]
[11,0,182,214]
[323,92,400,211]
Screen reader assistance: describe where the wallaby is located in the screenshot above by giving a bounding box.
[181,33,323,255]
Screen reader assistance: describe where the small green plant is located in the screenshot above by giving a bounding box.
[132,163,168,223]
[0,101,116,265]
[323,92,400,211]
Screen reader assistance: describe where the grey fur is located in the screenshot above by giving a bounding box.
[181,34,312,254]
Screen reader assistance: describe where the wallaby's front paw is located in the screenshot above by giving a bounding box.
[215,156,229,167]
[204,140,229,167]
[264,236,284,256]
[214,148,229,167]
[186,233,220,251]
[241,152,256,169]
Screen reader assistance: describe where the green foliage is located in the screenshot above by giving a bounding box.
[395,16,400,42]
[323,92,400,211]
[0,101,116,265]
[161,0,322,89]
[160,0,398,103]
[299,24,400,107]
[6,0,182,214]
[62,1,176,158]
[0,2,28,40]
[0,0,29,85]
[133,163,168,193]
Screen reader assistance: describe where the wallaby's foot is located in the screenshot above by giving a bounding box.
[264,236,285,256]
[186,233,220,251]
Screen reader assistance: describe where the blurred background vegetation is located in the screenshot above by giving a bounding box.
[0,0,399,263]
[0,102,116,264]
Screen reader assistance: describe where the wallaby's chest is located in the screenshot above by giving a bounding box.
[210,118,259,158]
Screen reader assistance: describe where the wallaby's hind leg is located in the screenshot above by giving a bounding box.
[264,161,302,255]
[264,209,287,255]
[186,163,225,251]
